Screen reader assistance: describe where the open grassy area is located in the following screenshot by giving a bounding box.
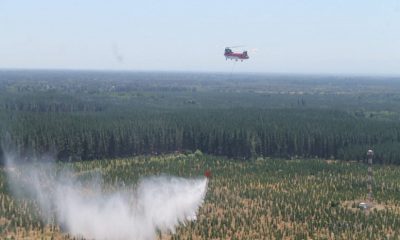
[1,154,400,239]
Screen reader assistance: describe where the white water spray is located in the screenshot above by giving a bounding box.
[5,155,208,240]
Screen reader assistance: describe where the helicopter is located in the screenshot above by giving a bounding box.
[224,46,249,61]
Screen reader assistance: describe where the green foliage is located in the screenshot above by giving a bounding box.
[1,155,400,239]
[1,108,400,164]
[194,149,203,157]
[1,70,400,164]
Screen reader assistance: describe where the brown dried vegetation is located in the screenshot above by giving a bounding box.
[1,154,400,239]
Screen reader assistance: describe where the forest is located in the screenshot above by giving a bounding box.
[1,70,400,164]
[2,154,400,239]
[1,70,400,239]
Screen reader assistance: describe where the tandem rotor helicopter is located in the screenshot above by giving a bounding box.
[224,46,250,62]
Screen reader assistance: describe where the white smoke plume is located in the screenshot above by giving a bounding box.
[4,154,208,240]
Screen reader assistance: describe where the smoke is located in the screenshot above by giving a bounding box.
[4,154,208,240]
[112,43,124,64]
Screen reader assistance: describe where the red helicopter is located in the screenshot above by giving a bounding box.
[224,46,249,62]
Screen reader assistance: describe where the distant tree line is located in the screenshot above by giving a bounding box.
[1,70,400,165]
[1,108,400,164]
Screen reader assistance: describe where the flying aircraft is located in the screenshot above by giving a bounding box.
[224,46,249,61]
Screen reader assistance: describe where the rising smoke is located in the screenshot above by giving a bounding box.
[4,153,208,240]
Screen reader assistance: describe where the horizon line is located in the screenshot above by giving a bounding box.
[0,67,399,78]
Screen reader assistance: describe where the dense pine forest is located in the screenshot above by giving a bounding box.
[1,70,400,164]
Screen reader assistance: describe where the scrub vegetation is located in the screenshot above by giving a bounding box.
[1,154,400,239]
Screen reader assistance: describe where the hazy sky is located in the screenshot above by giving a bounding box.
[1,0,399,75]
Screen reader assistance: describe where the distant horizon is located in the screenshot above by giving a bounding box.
[1,67,400,78]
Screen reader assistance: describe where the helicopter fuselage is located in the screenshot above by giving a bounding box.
[224,48,249,61]
[224,53,249,61]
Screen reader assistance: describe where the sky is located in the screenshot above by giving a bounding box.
[0,0,399,75]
